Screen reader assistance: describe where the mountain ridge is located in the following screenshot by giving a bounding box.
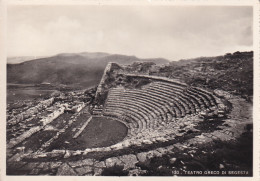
[7,52,169,88]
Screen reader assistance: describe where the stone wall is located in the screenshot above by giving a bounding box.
[7,104,66,149]
[123,73,187,87]
[8,98,54,126]
[95,62,113,98]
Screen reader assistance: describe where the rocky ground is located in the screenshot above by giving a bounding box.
[6,92,253,176]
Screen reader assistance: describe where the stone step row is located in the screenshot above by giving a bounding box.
[108,90,182,118]
[153,81,216,107]
[105,91,216,135]
[147,84,201,109]
[107,86,212,120]
[149,83,209,109]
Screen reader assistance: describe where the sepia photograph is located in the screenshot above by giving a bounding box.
[5,3,255,177]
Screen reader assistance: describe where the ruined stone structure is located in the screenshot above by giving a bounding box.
[92,63,224,142]
[6,62,252,176]
[95,62,113,98]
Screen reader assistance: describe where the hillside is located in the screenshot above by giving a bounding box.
[7,52,169,89]
[7,51,253,96]
[152,51,253,98]
[7,56,48,64]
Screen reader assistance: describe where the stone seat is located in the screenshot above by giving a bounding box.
[103,111,139,135]
[125,89,184,119]
[108,94,164,120]
[106,101,149,130]
[148,84,199,114]
[109,90,169,121]
[106,99,157,129]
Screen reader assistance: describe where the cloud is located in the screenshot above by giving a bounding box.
[7,5,253,60]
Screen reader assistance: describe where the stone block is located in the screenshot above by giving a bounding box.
[37,162,49,169]
[169,158,177,164]
[128,168,147,176]
[95,161,106,168]
[69,159,93,168]
[93,168,103,176]
[56,163,77,176]
[119,154,138,170]
[82,159,94,166]
[105,157,124,167]
[23,162,40,170]
[75,166,93,176]
[152,150,163,157]
[49,162,62,169]
[137,152,148,162]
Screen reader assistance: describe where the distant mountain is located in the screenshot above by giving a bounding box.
[57,52,110,59]
[7,56,49,64]
[7,52,169,89]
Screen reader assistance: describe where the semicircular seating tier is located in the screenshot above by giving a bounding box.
[102,81,218,137]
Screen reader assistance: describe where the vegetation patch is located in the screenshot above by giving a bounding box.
[195,118,225,133]
[101,164,129,176]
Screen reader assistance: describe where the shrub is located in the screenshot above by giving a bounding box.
[101,164,129,176]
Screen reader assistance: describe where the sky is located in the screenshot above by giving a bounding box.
[7,5,253,61]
